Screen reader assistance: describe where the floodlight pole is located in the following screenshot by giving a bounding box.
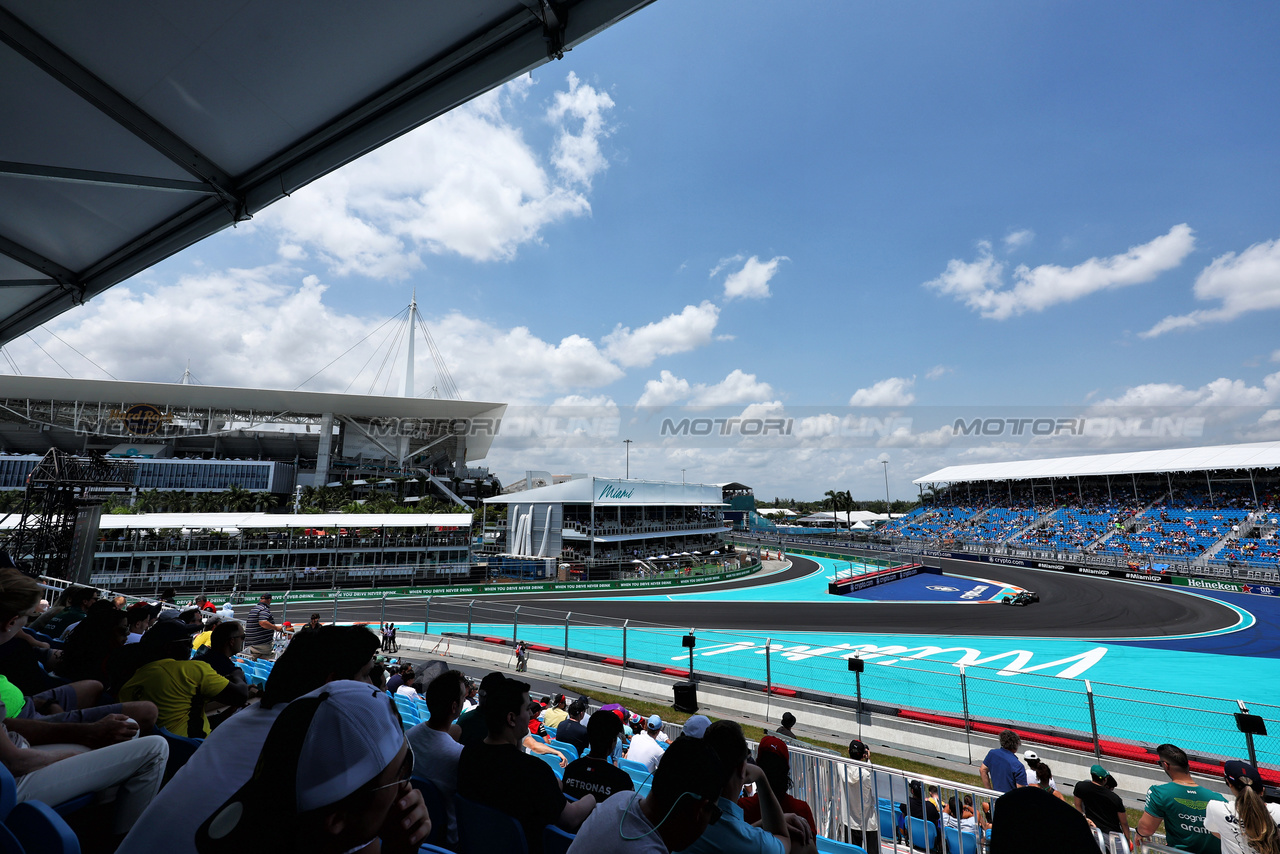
[882,460,891,519]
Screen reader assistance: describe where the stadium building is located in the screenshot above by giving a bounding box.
[483,475,732,578]
[0,374,506,504]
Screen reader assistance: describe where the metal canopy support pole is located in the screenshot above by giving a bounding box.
[959,665,973,764]
[1250,470,1259,508]
[1085,680,1102,761]
[1207,471,1214,504]
[1132,474,1138,503]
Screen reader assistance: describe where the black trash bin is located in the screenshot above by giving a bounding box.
[673,681,698,713]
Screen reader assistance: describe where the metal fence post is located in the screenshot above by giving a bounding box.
[424,596,431,634]
[765,637,773,695]
[332,593,339,622]
[959,664,973,765]
[379,593,386,627]
[467,599,473,639]
[281,593,288,626]
[564,612,572,657]
[622,619,629,667]
[1085,680,1102,761]
[513,606,520,643]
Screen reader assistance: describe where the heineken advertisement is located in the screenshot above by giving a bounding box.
[242,564,756,603]
[1173,576,1280,597]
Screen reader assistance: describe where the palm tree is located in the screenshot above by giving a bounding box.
[224,484,255,513]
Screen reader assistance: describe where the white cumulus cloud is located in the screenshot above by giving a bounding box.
[5,264,626,404]
[254,72,614,276]
[636,369,773,408]
[849,376,916,407]
[719,255,788,300]
[603,301,720,368]
[1141,236,1280,337]
[1097,371,1280,407]
[1003,229,1035,250]
[925,365,953,380]
[925,224,1195,319]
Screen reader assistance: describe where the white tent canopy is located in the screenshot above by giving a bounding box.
[915,441,1280,485]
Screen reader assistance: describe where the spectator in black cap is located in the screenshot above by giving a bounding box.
[125,601,159,643]
[777,712,797,739]
[1205,760,1280,854]
[119,619,249,737]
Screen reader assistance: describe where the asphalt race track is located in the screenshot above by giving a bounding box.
[312,555,1241,639]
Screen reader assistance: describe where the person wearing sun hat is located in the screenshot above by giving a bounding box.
[194,680,430,853]
[1072,762,1129,840]
[1204,760,1280,854]
[682,715,712,739]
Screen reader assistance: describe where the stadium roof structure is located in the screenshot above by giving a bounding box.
[0,511,472,531]
[914,441,1280,485]
[0,373,506,457]
[0,0,655,343]
[484,476,725,506]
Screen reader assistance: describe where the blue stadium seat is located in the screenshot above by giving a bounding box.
[410,777,450,849]
[906,816,936,852]
[944,825,980,854]
[542,824,575,854]
[155,726,204,784]
[816,836,867,853]
[454,793,528,854]
[535,751,564,779]
[546,741,578,762]
[5,801,80,854]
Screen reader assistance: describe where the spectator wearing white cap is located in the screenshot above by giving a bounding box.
[195,680,430,853]
[122,624,382,854]
[1023,750,1057,791]
[625,714,666,773]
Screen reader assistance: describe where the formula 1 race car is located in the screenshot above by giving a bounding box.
[1002,590,1039,606]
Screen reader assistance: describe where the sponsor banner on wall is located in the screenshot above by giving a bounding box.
[1173,576,1280,597]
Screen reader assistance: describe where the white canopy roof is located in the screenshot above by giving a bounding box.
[914,441,1280,485]
[0,511,472,531]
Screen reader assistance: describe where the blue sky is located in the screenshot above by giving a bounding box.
[6,1,1280,498]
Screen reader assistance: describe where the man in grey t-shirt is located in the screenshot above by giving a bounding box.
[407,669,467,845]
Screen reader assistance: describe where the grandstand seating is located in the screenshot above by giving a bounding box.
[951,508,1039,545]
[1099,508,1250,560]
[1012,507,1128,551]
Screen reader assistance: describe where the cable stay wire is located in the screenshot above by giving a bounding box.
[40,329,118,380]
[345,312,407,394]
[0,347,20,374]
[295,309,404,391]
[416,315,460,399]
[25,333,72,378]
